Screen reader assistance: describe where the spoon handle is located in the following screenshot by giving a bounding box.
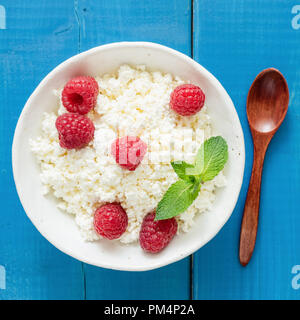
[239,134,270,266]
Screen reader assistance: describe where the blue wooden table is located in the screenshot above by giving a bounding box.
[0,0,300,300]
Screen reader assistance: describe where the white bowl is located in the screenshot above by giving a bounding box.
[12,42,245,271]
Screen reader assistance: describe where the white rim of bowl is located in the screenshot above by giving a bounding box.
[12,41,245,271]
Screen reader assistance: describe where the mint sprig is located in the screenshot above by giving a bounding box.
[155,136,228,221]
[171,161,196,183]
[194,136,228,182]
[156,180,200,220]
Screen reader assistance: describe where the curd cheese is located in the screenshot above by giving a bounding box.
[30,65,226,243]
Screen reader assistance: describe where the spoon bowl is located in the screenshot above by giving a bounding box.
[247,68,289,134]
[239,68,289,266]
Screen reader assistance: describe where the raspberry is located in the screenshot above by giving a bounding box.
[170,84,205,116]
[111,136,147,171]
[139,212,178,253]
[55,113,94,149]
[94,203,128,240]
[62,76,99,115]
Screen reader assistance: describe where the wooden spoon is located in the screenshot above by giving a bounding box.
[239,68,289,266]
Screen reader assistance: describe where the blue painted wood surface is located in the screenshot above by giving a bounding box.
[0,0,84,300]
[77,0,191,300]
[193,0,300,300]
[0,0,191,300]
[0,0,300,300]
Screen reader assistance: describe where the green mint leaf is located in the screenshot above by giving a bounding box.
[155,179,201,220]
[194,136,228,182]
[171,161,197,183]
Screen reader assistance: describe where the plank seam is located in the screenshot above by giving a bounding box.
[74,0,81,53]
[74,0,86,300]
[190,0,194,301]
[81,263,87,300]
[191,0,194,58]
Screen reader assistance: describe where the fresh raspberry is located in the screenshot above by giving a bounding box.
[111,136,147,171]
[55,113,94,149]
[94,203,128,240]
[62,76,99,115]
[170,84,205,116]
[139,212,178,253]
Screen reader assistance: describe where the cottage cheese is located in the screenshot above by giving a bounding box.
[30,65,226,243]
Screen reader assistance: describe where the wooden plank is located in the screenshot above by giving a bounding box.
[78,0,191,56]
[193,0,300,299]
[77,0,192,300]
[0,0,84,299]
[85,260,190,300]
